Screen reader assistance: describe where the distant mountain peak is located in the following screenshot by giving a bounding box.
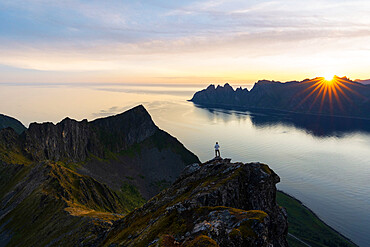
[0,113,26,134]
[190,78,370,119]
[355,79,370,85]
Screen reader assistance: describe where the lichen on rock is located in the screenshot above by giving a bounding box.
[98,158,288,247]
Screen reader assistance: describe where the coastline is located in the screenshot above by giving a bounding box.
[277,190,358,247]
[189,101,370,121]
[187,100,370,121]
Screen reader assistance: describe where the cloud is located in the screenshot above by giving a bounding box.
[0,0,370,81]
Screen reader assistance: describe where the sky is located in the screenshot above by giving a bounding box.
[0,0,370,85]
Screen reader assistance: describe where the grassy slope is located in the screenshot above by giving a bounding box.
[0,162,147,246]
[276,191,357,247]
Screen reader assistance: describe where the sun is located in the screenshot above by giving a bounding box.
[294,74,362,115]
[323,73,335,81]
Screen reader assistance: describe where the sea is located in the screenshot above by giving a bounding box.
[0,82,369,246]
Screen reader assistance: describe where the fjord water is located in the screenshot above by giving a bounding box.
[1,83,369,246]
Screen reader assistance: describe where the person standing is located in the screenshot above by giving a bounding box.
[215,142,220,157]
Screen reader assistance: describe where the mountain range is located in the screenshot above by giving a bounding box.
[0,105,357,246]
[190,76,370,119]
[355,79,370,85]
[0,106,287,246]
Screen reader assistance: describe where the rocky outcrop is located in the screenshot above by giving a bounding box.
[97,158,288,246]
[191,77,370,119]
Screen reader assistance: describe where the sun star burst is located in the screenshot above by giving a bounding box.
[294,76,362,114]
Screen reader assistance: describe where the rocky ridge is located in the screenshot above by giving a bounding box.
[96,158,288,246]
[23,105,158,162]
[191,77,370,119]
[0,105,199,199]
[0,157,288,246]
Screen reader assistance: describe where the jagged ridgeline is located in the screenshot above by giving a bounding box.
[0,105,200,246]
[190,77,370,119]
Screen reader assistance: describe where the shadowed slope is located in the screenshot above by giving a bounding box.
[0,114,26,134]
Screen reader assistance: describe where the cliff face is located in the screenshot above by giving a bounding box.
[24,118,95,161]
[91,105,158,152]
[191,77,370,119]
[98,158,288,247]
[22,105,158,162]
[8,105,199,199]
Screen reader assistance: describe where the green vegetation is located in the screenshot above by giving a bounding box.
[276,191,357,247]
[0,164,105,246]
[0,164,31,199]
[55,160,81,172]
[232,210,268,238]
[0,188,90,247]
[0,143,32,165]
[260,164,272,174]
[187,235,219,247]
[104,206,266,246]
[118,182,146,211]
[45,163,147,215]
[0,162,147,246]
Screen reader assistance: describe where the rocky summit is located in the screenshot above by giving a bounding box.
[95,158,288,247]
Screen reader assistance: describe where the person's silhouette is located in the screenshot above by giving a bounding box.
[214,142,220,157]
